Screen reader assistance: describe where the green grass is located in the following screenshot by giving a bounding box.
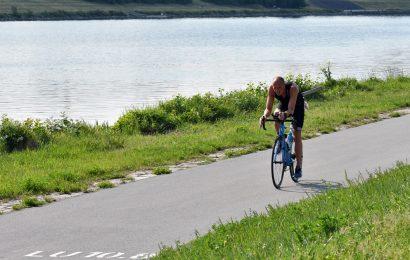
[0,76,409,201]
[155,163,410,258]
[153,166,172,175]
[12,196,46,210]
[97,181,115,189]
[389,111,401,118]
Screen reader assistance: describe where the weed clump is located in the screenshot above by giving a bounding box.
[22,177,49,194]
[390,112,401,118]
[291,213,346,245]
[12,196,46,210]
[97,181,115,189]
[153,166,172,175]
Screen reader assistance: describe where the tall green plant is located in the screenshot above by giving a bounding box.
[0,117,51,153]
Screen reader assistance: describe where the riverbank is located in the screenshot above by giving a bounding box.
[1,8,410,21]
[0,0,410,21]
[0,75,409,207]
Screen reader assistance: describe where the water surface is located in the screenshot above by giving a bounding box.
[0,16,409,123]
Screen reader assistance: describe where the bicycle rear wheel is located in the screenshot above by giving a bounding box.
[271,138,285,189]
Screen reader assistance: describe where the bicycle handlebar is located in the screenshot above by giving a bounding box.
[261,116,293,130]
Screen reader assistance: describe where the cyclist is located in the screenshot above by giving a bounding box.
[259,76,305,179]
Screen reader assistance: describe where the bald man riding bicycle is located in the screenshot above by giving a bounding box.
[259,76,305,179]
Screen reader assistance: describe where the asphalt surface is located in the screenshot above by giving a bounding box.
[1,115,409,259]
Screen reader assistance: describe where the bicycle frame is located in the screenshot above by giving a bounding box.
[262,116,294,165]
[263,116,298,188]
[276,121,294,167]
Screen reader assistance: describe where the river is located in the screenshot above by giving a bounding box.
[0,16,409,123]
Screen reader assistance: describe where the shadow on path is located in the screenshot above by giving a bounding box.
[280,179,344,194]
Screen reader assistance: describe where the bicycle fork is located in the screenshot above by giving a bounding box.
[283,133,294,166]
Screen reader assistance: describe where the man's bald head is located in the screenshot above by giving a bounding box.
[272,76,285,88]
[272,76,285,96]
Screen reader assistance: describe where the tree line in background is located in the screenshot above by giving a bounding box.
[87,0,193,4]
[203,0,306,8]
[86,0,306,8]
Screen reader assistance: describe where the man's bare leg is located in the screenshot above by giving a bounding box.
[293,129,303,169]
[274,122,280,135]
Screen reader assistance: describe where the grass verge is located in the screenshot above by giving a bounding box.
[12,196,46,211]
[155,163,410,258]
[0,76,409,201]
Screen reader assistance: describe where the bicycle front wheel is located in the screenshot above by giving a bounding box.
[288,143,298,183]
[271,138,285,189]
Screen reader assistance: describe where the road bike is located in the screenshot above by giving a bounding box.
[262,116,298,189]
[260,86,323,189]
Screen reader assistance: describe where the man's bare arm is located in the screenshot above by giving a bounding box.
[286,83,299,116]
[263,86,275,118]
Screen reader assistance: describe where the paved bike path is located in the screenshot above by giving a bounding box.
[1,115,409,259]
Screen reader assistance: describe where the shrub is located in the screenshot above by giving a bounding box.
[324,77,372,97]
[285,73,317,93]
[191,93,234,122]
[160,93,234,123]
[0,117,35,152]
[44,115,104,136]
[116,91,238,135]
[225,83,266,112]
[0,117,51,153]
[115,108,180,135]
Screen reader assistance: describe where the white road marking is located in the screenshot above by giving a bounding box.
[129,253,155,259]
[24,251,156,259]
[105,252,126,259]
[95,252,122,259]
[84,252,104,258]
[50,252,82,258]
[25,251,44,257]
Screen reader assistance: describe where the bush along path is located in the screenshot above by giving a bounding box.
[0,75,410,213]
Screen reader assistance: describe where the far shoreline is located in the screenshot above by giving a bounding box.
[1,9,410,22]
